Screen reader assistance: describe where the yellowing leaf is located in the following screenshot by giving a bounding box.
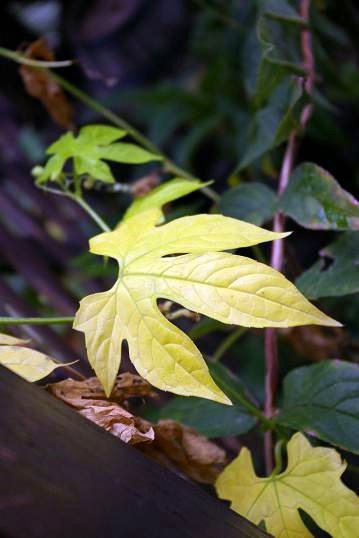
[74,209,339,401]
[0,332,31,346]
[0,346,71,382]
[216,432,359,538]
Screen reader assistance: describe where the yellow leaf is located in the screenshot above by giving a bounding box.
[216,432,359,538]
[74,211,340,400]
[0,346,71,382]
[0,332,31,346]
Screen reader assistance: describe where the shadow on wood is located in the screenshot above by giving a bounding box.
[0,366,269,538]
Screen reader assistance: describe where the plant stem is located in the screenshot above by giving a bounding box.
[67,193,110,232]
[0,317,75,325]
[212,327,247,362]
[0,46,73,68]
[264,0,315,474]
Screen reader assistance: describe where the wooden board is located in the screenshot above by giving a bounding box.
[0,366,269,538]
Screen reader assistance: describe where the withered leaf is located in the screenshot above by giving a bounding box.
[48,373,156,405]
[138,419,227,484]
[282,325,347,361]
[49,374,155,445]
[19,39,74,130]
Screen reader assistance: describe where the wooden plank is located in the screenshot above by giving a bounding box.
[0,366,269,538]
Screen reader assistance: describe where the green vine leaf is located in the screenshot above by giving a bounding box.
[276,360,359,454]
[35,124,162,185]
[73,207,339,401]
[216,432,359,538]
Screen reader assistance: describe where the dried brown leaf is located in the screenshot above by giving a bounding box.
[78,400,154,445]
[282,325,347,361]
[19,39,74,129]
[139,419,227,484]
[48,373,156,406]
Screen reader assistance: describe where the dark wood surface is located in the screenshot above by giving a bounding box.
[0,366,269,538]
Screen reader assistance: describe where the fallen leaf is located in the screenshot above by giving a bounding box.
[74,207,339,402]
[0,332,31,346]
[49,375,155,445]
[48,373,157,405]
[0,346,71,382]
[139,419,227,484]
[79,400,154,445]
[19,39,74,129]
[216,432,359,538]
[282,325,347,361]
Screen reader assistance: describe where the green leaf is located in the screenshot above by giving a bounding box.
[219,183,277,226]
[36,124,162,185]
[73,209,339,400]
[0,346,71,382]
[154,396,256,438]
[297,232,359,299]
[236,80,302,171]
[278,163,359,230]
[216,432,359,538]
[124,178,211,221]
[255,0,306,105]
[276,360,359,454]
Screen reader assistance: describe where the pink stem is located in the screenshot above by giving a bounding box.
[264,0,315,473]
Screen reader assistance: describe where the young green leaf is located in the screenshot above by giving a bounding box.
[74,209,339,401]
[0,346,72,382]
[278,163,359,230]
[124,178,212,221]
[216,432,359,538]
[276,360,359,454]
[36,124,162,185]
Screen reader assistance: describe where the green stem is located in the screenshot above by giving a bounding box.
[212,327,247,362]
[272,440,284,475]
[0,316,75,325]
[67,193,110,232]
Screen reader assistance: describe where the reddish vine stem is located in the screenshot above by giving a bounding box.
[264,0,315,473]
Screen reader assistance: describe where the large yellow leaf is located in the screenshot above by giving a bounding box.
[74,210,339,401]
[216,432,359,538]
[0,345,69,382]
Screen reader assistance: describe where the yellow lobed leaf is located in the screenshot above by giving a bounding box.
[74,211,339,401]
[0,346,70,382]
[0,332,31,346]
[216,432,359,538]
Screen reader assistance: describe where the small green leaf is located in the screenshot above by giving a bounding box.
[219,183,277,226]
[37,124,162,185]
[124,178,212,221]
[297,232,359,299]
[276,360,359,454]
[98,143,162,164]
[0,346,72,382]
[278,163,359,230]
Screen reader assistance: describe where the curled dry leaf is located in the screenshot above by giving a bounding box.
[19,39,74,130]
[48,372,157,405]
[138,419,227,484]
[49,375,225,483]
[49,374,155,445]
[79,400,154,445]
[281,325,348,361]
